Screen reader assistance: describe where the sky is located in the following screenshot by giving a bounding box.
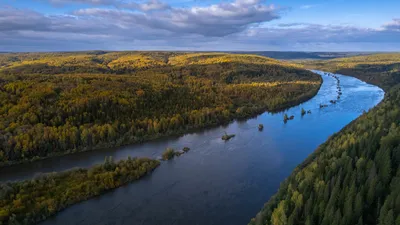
[1,0,400,52]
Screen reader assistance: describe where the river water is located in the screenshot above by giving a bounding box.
[0,71,384,225]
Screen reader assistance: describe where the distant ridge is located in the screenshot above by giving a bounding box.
[0,50,385,60]
[232,51,376,60]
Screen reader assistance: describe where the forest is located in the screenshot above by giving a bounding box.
[0,52,321,166]
[300,53,400,90]
[249,53,400,225]
[0,156,160,225]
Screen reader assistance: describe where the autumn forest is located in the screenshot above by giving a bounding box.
[0,52,321,166]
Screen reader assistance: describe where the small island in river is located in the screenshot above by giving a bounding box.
[283,114,295,123]
[162,148,177,160]
[162,147,191,160]
[222,132,236,141]
[301,108,306,116]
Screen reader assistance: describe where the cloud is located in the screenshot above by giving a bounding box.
[121,0,170,11]
[277,23,311,28]
[44,0,169,11]
[235,23,400,51]
[0,7,51,32]
[45,0,119,6]
[1,0,280,37]
[1,2,400,52]
[383,18,400,31]
[72,0,280,37]
[300,4,319,9]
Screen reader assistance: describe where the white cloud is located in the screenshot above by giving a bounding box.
[384,18,400,31]
[46,0,119,6]
[72,0,280,36]
[120,0,170,11]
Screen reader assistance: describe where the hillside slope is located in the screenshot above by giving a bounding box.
[0,52,321,166]
[250,54,400,225]
[300,53,400,90]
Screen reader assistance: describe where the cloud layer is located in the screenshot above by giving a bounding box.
[71,0,279,37]
[384,19,400,31]
[1,1,400,51]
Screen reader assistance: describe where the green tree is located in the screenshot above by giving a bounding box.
[271,201,288,225]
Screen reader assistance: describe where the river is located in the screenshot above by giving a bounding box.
[0,71,384,225]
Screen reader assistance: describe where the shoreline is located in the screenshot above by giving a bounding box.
[248,69,387,225]
[0,77,322,171]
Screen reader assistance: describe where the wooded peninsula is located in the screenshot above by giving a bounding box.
[0,157,160,225]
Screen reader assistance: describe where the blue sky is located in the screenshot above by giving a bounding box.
[1,0,400,51]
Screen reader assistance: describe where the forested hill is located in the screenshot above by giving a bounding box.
[300,53,400,90]
[234,52,370,60]
[0,52,321,166]
[249,54,400,225]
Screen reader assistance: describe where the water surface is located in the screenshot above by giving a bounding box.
[0,71,384,225]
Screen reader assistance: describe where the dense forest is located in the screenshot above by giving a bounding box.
[300,53,400,90]
[0,157,160,225]
[0,52,321,166]
[249,53,400,225]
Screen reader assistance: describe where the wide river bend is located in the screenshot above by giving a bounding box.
[0,71,384,225]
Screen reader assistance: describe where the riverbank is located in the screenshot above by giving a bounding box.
[0,52,323,168]
[248,55,398,225]
[0,78,322,169]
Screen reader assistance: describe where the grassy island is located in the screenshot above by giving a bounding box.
[222,132,236,141]
[162,148,177,160]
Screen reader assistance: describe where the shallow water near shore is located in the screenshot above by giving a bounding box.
[0,71,384,225]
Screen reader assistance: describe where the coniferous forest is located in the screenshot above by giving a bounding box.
[0,52,321,166]
[249,53,400,225]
